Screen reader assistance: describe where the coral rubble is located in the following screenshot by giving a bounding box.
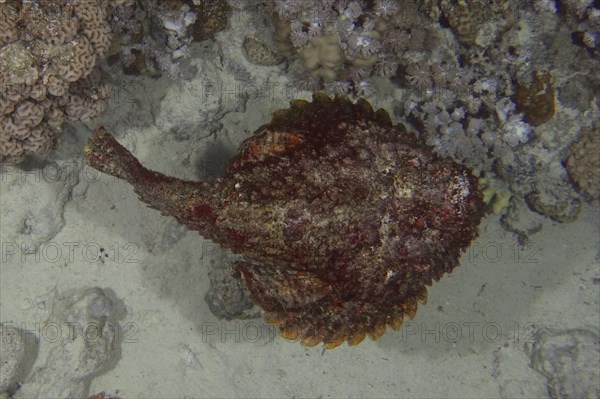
[83,94,485,348]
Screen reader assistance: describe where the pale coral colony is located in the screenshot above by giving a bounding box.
[1,0,599,226]
[0,0,229,163]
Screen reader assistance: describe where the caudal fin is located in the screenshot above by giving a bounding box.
[83,127,142,183]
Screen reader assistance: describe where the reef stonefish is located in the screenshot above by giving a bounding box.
[84,94,485,348]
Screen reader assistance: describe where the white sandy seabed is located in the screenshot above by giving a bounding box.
[1,30,599,399]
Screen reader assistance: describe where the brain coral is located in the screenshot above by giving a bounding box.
[0,0,117,164]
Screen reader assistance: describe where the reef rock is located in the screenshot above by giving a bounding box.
[0,323,35,395]
[13,288,117,399]
[526,327,600,399]
[84,94,485,348]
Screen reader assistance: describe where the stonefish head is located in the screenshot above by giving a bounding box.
[84,94,485,348]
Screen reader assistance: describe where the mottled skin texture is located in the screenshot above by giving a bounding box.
[84,94,485,348]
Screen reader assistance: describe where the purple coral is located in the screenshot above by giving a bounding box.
[502,115,533,148]
[324,80,353,95]
[405,64,433,89]
[374,0,400,18]
[274,0,301,19]
[338,0,363,20]
[431,62,457,86]
[382,30,411,52]
[373,56,399,77]
[337,18,355,34]
[354,79,377,97]
[361,17,376,32]
[290,23,309,48]
[342,65,371,83]
[293,73,321,92]
[305,8,331,37]
[408,27,426,51]
[347,33,381,57]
